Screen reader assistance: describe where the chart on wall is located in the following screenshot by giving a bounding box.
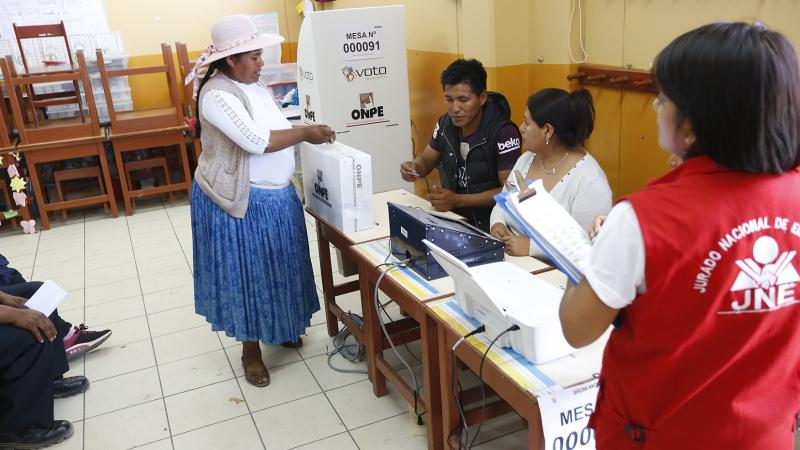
[0,0,110,39]
[0,0,116,69]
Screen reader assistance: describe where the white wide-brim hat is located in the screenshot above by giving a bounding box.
[203,14,284,65]
[185,14,285,97]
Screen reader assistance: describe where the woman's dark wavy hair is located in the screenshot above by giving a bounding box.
[653,22,800,174]
[527,88,595,147]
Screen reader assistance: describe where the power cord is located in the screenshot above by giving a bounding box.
[325,311,368,374]
[568,0,588,63]
[325,258,404,375]
[448,325,486,450]
[469,324,521,448]
[373,259,425,424]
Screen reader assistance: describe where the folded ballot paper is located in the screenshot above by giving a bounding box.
[24,280,68,316]
[494,172,591,284]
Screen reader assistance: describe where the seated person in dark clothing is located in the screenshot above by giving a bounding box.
[0,283,90,449]
[0,254,111,360]
[400,58,522,231]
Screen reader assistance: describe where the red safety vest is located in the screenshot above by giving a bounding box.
[588,156,800,449]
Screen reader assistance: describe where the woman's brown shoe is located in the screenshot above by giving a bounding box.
[241,357,270,387]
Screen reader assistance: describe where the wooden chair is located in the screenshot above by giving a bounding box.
[175,42,202,162]
[0,180,18,229]
[0,50,118,230]
[96,43,192,216]
[54,167,106,220]
[0,82,33,226]
[3,55,36,124]
[125,156,174,213]
[13,21,86,125]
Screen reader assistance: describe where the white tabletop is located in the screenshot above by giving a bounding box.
[352,237,553,302]
[345,189,461,244]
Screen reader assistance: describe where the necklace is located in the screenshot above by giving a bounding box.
[539,151,569,175]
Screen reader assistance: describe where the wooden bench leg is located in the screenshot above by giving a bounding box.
[54,176,68,221]
[98,147,119,218]
[27,162,50,230]
[114,146,133,216]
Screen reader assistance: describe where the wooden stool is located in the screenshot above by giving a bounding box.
[0,180,18,229]
[124,157,174,212]
[54,167,107,221]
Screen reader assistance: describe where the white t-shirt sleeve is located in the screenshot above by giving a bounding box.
[569,175,613,233]
[583,200,646,309]
[201,89,271,154]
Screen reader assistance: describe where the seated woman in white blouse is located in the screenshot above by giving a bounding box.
[490,88,612,257]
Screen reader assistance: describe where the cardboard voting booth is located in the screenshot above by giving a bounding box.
[301,142,374,233]
[297,6,412,193]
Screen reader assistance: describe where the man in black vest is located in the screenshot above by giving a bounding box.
[400,59,521,231]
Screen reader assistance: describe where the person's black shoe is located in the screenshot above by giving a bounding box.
[0,420,73,449]
[53,376,90,399]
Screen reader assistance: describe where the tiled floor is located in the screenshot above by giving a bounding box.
[0,198,527,450]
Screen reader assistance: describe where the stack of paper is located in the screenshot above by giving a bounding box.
[25,280,68,316]
[494,177,590,283]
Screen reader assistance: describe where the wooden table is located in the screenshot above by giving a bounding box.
[428,272,608,450]
[306,188,460,340]
[349,238,552,450]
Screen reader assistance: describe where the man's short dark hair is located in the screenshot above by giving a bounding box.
[440,59,487,95]
[654,22,800,174]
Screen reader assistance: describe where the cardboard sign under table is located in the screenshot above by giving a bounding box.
[349,237,553,450]
[428,289,608,450]
[306,188,460,338]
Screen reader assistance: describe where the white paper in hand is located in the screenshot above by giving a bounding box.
[24,280,68,316]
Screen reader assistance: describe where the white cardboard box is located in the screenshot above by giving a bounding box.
[301,141,374,233]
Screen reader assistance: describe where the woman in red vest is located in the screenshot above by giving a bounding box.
[559,22,800,449]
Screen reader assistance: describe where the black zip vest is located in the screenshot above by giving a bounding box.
[433,92,515,231]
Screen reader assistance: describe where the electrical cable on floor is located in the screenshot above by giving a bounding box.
[469,324,521,449]
[374,260,425,424]
[326,311,368,374]
[326,258,420,374]
[325,260,395,375]
[448,325,486,450]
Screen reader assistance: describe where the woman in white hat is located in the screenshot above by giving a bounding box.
[188,14,334,387]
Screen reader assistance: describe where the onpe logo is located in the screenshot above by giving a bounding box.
[313,169,328,201]
[728,235,799,313]
[351,92,384,120]
[304,95,316,122]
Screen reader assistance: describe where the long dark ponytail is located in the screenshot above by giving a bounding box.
[195,59,226,138]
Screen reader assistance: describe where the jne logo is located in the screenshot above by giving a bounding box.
[725,236,799,314]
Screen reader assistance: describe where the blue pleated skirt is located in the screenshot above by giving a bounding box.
[191,181,319,343]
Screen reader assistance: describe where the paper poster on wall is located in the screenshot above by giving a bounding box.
[338,24,384,61]
[247,12,281,65]
[248,12,280,35]
[0,0,110,41]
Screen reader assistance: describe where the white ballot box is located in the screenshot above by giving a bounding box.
[301,141,374,233]
[296,5,412,193]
